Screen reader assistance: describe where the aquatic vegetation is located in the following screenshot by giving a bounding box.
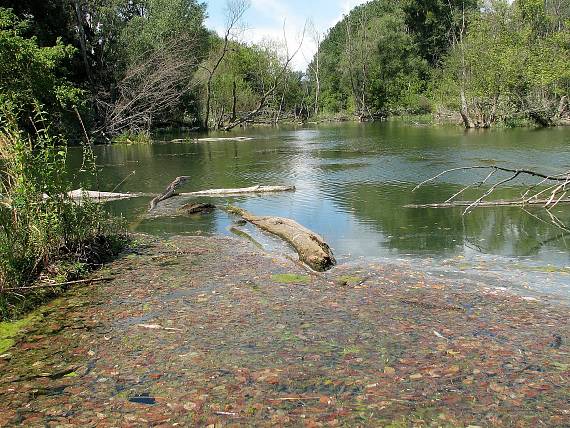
[270,274,311,284]
[336,275,363,286]
[1,236,567,426]
[112,131,153,145]
[0,314,34,354]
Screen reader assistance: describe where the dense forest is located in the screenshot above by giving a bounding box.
[0,0,307,141]
[0,0,569,142]
[311,0,569,127]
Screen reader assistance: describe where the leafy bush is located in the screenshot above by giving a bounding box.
[0,108,126,319]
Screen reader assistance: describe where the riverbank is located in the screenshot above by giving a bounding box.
[0,234,568,427]
[111,112,570,146]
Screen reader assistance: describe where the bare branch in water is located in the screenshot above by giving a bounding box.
[412,165,570,229]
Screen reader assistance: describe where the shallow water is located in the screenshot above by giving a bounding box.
[67,121,570,300]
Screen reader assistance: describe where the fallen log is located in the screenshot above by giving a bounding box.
[225,206,336,272]
[404,198,570,209]
[179,185,295,197]
[68,189,146,202]
[197,137,253,142]
[69,182,294,210]
[170,137,253,143]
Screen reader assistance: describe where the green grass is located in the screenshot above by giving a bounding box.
[0,314,35,354]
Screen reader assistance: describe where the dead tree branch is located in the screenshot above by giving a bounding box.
[97,33,201,136]
[149,176,191,211]
[222,23,306,131]
[412,165,570,227]
[202,0,250,130]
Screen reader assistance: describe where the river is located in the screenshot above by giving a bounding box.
[68,121,570,301]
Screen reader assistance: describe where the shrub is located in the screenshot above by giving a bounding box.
[0,108,126,319]
[112,131,153,144]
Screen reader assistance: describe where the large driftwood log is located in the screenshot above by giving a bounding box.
[170,137,254,143]
[179,185,295,197]
[226,206,336,272]
[67,183,294,209]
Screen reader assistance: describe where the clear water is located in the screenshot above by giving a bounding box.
[68,121,570,300]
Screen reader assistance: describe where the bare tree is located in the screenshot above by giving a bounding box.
[306,21,322,116]
[446,0,476,129]
[71,0,94,84]
[343,13,373,121]
[202,0,250,130]
[98,33,201,136]
[222,23,306,131]
[344,17,361,117]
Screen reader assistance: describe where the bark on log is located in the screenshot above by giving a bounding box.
[226,206,336,272]
[179,185,295,197]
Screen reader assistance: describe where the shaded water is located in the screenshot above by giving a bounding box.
[68,121,570,299]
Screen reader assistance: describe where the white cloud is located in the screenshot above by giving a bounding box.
[333,0,369,26]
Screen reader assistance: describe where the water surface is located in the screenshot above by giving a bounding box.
[68,122,570,300]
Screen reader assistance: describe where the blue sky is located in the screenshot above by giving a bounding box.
[204,0,368,70]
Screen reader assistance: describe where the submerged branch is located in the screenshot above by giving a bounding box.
[411,164,570,229]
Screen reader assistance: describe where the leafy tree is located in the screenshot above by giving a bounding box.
[401,0,478,66]
[0,8,82,132]
[0,0,76,47]
[62,0,209,135]
[311,0,430,118]
[436,0,569,127]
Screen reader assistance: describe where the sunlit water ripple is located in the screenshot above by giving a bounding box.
[68,122,570,302]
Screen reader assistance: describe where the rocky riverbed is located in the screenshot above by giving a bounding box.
[0,235,568,427]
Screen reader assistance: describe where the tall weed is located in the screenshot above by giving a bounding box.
[0,109,126,319]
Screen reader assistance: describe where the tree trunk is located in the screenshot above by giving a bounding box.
[275,92,285,124]
[216,106,225,130]
[456,2,475,129]
[556,95,568,120]
[460,90,475,128]
[204,80,212,129]
[231,78,238,122]
[72,0,93,84]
